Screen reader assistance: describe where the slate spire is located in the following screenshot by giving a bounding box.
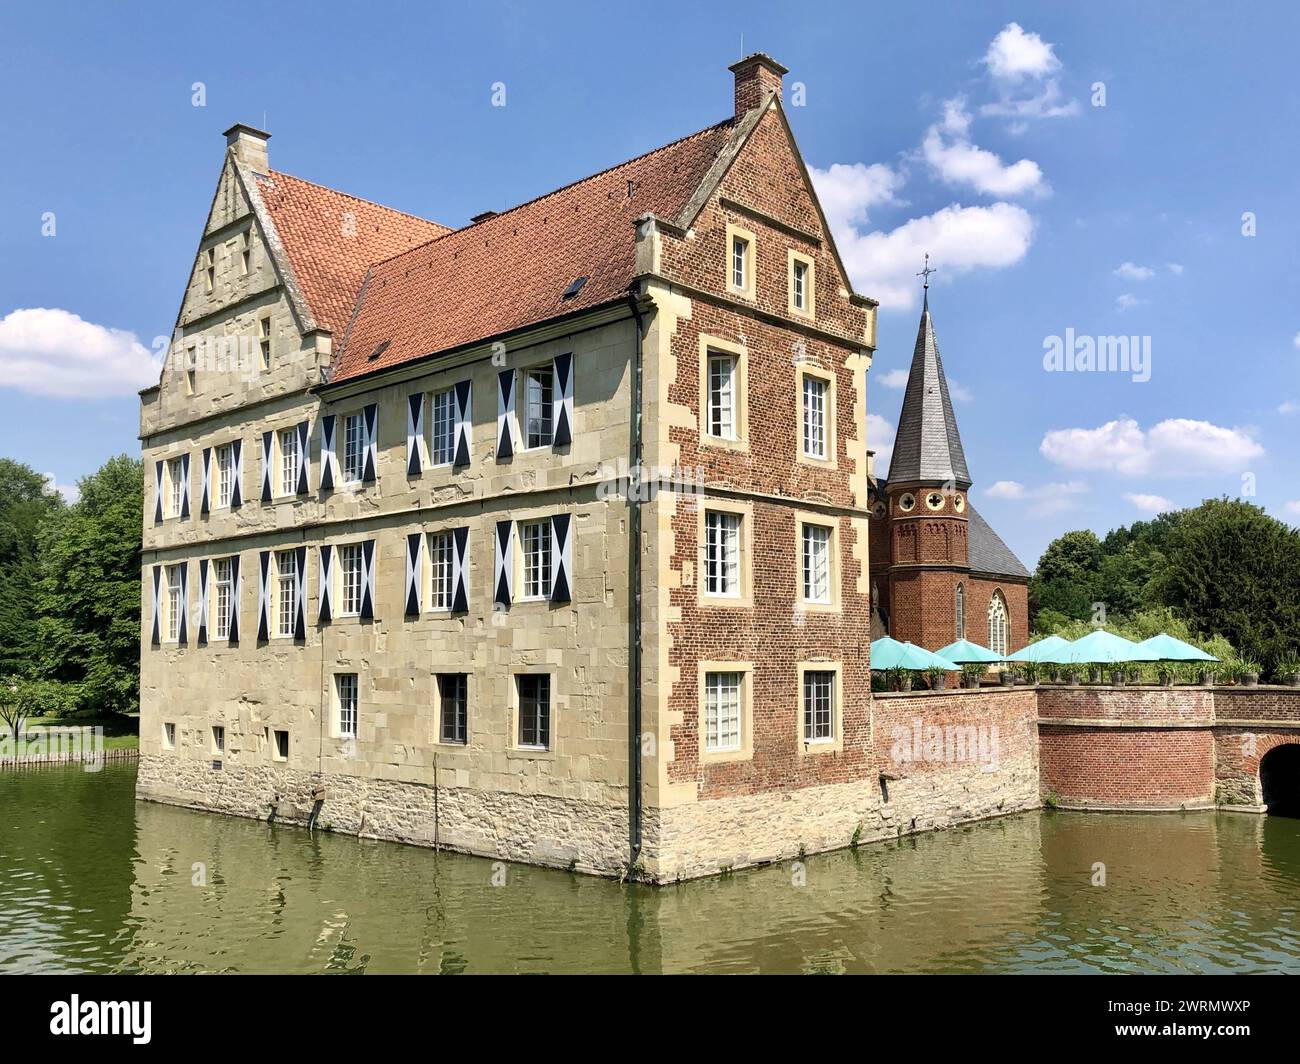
[885,288,972,488]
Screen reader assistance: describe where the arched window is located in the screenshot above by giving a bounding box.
[987,591,1009,656]
[955,583,965,641]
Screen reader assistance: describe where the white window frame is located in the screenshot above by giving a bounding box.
[801,522,831,604]
[802,374,828,459]
[523,367,553,449]
[706,353,737,441]
[211,724,226,754]
[430,387,456,466]
[162,721,176,750]
[429,530,454,611]
[725,223,756,299]
[703,510,741,598]
[335,673,359,739]
[988,592,1010,657]
[802,670,835,744]
[165,563,183,642]
[437,672,469,746]
[258,315,271,370]
[520,520,552,600]
[704,670,743,753]
[275,549,297,638]
[278,427,299,497]
[213,557,233,640]
[516,674,551,750]
[216,443,234,509]
[168,457,184,518]
[342,412,365,483]
[339,543,364,617]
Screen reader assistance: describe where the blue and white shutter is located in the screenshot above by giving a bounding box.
[153,461,164,524]
[453,380,472,468]
[550,513,572,603]
[200,447,212,516]
[230,440,243,508]
[296,421,310,495]
[260,431,274,502]
[319,415,337,492]
[360,539,376,619]
[150,565,162,645]
[552,352,574,448]
[197,558,209,645]
[406,394,424,476]
[256,550,271,642]
[294,546,307,641]
[318,544,334,623]
[177,563,189,646]
[496,370,514,460]
[228,554,241,644]
[361,403,378,482]
[493,520,514,608]
[451,526,470,613]
[179,453,192,519]
[404,532,423,617]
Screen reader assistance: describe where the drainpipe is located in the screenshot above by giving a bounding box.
[625,285,646,873]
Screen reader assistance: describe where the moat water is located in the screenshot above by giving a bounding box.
[1,762,1298,974]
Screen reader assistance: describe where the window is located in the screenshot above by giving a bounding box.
[430,387,455,465]
[703,510,741,597]
[213,557,233,640]
[956,583,966,641]
[203,248,215,292]
[168,457,184,517]
[276,550,297,637]
[429,531,453,610]
[279,427,299,496]
[792,259,808,310]
[336,674,359,739]
[802,523,831,603]
[273,729,289,761]
[802,374,827,459]
[731,235,749,291]
[988,592,1009,657]
[162,722,176,750]
[240,229,251,275]
[211,725,225,754]
[438,673,468,745]
[339,544,363,616]
[524,368,553,448]
[216,443,234,508]
[258,316,271,370]
[517,674,550,749]
[166,564,183,642]
[803,670,835,744]
[898,493,916,513]
[342,412,364,482]
[707,354,736,440]
[521,520,551,599]
[704,671,742,752]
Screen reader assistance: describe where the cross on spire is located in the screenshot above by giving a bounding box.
[917,253,937,290]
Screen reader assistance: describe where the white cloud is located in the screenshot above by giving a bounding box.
[1123,492,1175,515]
[0,308,161,398]
[42,472,79,505]
[808,162,904,233]
[1040,417,1263,476]
[1114,262,1155,281]
[1166,262,1184,275]
[1278,400,1299,415]
[877,368,909,389]
[867,413,895,473]
[982,479,1087,517]
[983,23,1061,81]
[1116,293,1143,311]
[949,379,974,402]
[832,200,1035,310]
[921,120,1047,197]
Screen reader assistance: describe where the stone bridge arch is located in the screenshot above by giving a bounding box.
[1215,728,1300,811]
[1260,742,1300,817]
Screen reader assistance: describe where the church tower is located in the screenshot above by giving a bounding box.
[883,280,973,649]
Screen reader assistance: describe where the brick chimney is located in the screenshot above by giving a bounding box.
[223,123,271,174]
[729,53,787,116]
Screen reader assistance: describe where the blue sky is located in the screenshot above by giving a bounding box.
[1,1,1297,569]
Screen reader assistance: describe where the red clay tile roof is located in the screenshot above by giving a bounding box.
[330,118,737,384]
[253,170,451,337]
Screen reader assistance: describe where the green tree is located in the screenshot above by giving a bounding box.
[0,460,64,676]
[1153,498,1300,676]
[1030,529,1102,621]
[34,456,143,714]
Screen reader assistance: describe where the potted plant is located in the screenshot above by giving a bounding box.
[1022,662,1040,687]
[1066,666,1082,685]
[1156,662,1176,687]
[1215,661,1237,686]
[1125,663,1144,686]
[1087,664,1104,686]
[1238,659,1261,687]
[888,667,912,692]
[961,662,986,689]
[1194,663,1213,686]
[1109,665,1125,687]
[924,665,947,691]
[1277,658,1300,687]
[999,665,1019,687]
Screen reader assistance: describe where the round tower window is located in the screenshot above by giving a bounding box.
[926,491,945,511]
[954,493,966,513]
[872,502,886,518]
[898,493,916,513]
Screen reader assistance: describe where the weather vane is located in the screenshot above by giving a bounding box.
[917,253,937,290]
